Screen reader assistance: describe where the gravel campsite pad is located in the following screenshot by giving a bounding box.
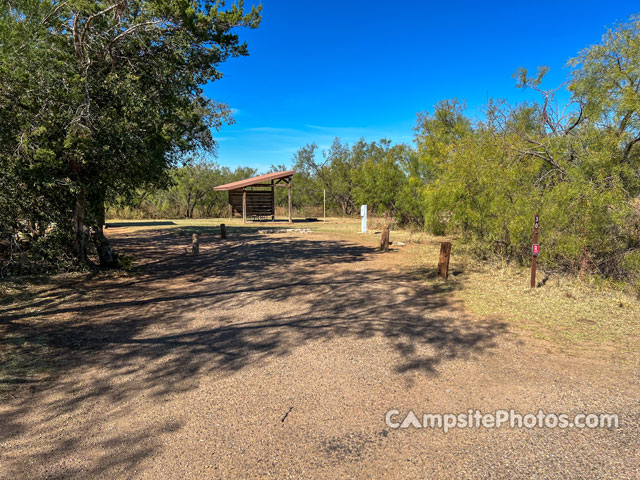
[1,226,638,479]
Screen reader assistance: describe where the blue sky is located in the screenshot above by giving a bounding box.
[206,1,639,171]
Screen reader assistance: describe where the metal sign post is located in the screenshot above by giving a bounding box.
[360,204,367,233]
[530,214,539,288]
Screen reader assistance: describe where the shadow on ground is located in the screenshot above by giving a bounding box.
[106,221,177,228]
[0,229,507,478]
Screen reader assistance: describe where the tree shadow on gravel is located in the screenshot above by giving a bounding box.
[0,230,508,479]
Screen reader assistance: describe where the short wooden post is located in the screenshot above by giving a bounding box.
[437,242,451,280]
[242,189,247,224]
[380,225,390,252]
[220,224,226,239]
[192,233,199,255]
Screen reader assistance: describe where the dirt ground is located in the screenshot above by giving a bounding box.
[1,224,638,479]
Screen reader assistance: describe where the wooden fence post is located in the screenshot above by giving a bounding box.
[437,242,451,280]
[380,225,390,252]
[192,233,199,255]
[220,224,226,239]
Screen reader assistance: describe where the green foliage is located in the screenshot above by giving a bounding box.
[414,15,640,284]
[291,139,362,215]
[291,138,423,222]
[351,141,413,219]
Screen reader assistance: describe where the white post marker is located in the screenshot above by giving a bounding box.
[360,204,367,233]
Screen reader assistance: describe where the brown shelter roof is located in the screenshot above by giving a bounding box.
[213,170,295,191]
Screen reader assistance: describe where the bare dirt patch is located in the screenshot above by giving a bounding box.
[1,224,638,479]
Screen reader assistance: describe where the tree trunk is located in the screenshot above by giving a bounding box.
[185,192,192,218]
[91,188,119,268]
[73,185,90,264]
[340,200,348,216]
[92,225,119,268]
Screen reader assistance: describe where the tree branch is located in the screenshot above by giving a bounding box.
[79,2,124,57]
[41,1,69,26]
[622,134,640,162]
[109,19,161,47]
[507,126,565,174]
[564,105,583,134]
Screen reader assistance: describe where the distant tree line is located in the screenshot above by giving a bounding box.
[117,139,424,221]
[107,162,257,219]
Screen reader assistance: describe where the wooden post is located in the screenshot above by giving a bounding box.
[220,224,226,239]
[323,188,326,222]
[192,233,199,255]
[380,225,390,252]
[530,213,539,288]
[242,189,247,224]
[437,242,452,280]
[288,181,292,224]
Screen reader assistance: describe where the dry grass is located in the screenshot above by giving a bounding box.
[104,216,433,243]
[400,237,640,361]
[457,265,640,357]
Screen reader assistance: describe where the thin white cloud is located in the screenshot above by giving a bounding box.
[304,124,366,132]
[244,126,301,134]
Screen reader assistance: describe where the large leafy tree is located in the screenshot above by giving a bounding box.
[0,0,260,269]
[351,140,411,219]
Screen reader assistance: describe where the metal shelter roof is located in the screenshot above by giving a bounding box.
[213,170,295,191]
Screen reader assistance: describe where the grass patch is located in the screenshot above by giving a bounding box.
[393,235,640,361]
[456,263,640,358]
[0,284,57,399]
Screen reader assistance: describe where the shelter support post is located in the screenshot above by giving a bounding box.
[288,181,292,223]
[242,189,247,224]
